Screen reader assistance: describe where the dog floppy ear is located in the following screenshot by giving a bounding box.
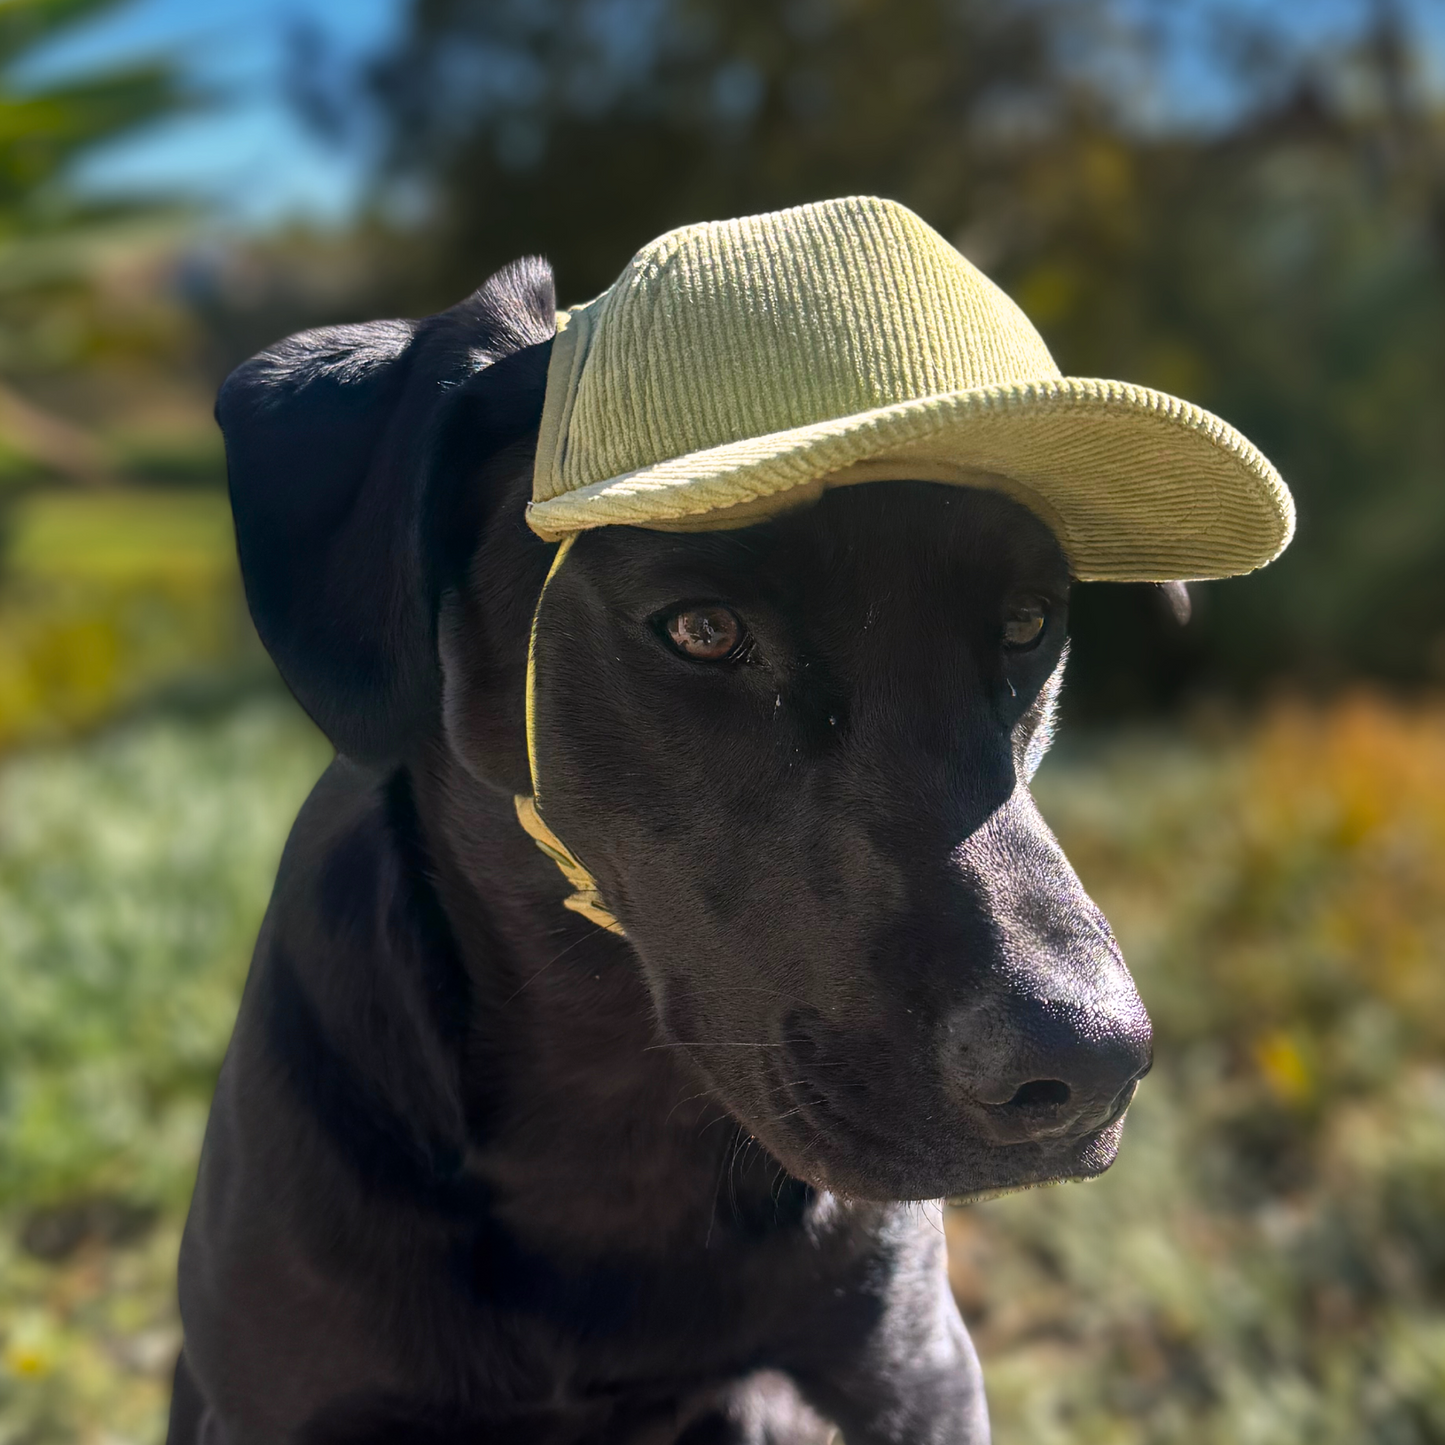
[217,259,555,764]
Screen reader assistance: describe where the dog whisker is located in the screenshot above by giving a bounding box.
[758,1098,827,1128]
[698,1108,749,1139]
[664,1087,725,1126]
[725,1126,755,1221]
[705,1123,748,1248]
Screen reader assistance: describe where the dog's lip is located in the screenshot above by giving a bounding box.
[760,1060,1130,1202]
[943,1116,1128,1204]
[802,1108,1125,1203]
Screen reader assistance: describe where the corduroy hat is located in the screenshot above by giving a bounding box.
[515,197,1297,935]
[528,195,1293,581]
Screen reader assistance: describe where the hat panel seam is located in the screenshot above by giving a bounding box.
[645,232,701,482]
[533,307,589,504]
[770,201,874,420]
[734,214,792,452]
[811,203,878,413]
[914,207,982,387]
[863,200,923,401]
[887,206,961,391]
[832,202,889,401]
[869,201,934,400]
[576,225,696,489]
[627,231,692,485]
[684,216,768,465]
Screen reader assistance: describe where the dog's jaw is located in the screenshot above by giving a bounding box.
[669,1036,1135,1206]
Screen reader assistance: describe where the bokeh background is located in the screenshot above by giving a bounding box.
[0,0,1443,1440]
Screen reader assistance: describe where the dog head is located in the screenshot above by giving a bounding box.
[219,260,1151,1204]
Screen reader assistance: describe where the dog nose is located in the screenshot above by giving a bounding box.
[947,994,1153,1143]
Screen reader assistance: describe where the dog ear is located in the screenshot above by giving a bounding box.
[218,258,556,764]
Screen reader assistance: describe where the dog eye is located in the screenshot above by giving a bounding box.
[664,605,746,661]
[1002,597,1048,650]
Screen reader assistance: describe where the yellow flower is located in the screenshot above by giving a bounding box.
[1255,1030,1312,1105]
[3,1332,54,1379]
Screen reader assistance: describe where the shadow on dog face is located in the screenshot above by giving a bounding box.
[530,481,1153,1202]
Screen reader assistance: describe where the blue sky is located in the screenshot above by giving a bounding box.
[28,0,404,227]
[25,0,1445,232]
[1114,0,1444,129]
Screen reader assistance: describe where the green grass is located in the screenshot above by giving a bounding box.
[0,693,1442,1442]
[0,698,330,1440]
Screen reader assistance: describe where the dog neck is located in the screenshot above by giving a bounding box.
[404,744,821,1259]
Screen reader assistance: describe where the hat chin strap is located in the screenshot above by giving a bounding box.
[513,535,626,935]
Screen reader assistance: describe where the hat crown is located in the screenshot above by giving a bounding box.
[537,196,1060,502]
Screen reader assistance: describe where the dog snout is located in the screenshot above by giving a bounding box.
[937,785,1154,1144]
[944,989,1153,1143]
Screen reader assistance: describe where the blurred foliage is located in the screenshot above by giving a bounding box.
[367,0,1082,302]
[0,0,203,490]
[2,693,1444,1441]
[0,0,177,208]
[0,489,255,750]
[0,0,231,746]
[0,699,331,1440]
[270,0,1445,708]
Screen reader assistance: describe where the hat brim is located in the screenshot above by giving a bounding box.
[525,376,1294,583]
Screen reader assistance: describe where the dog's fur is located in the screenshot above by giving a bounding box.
[169,261,1152,1444]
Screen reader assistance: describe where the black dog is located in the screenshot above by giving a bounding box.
[169,259,1152,1444]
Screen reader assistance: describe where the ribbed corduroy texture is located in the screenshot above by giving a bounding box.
[528,196,1295,582]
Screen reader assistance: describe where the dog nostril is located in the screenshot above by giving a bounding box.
[1008,1078,1072,1109]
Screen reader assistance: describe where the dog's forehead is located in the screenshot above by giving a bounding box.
[586,482,1070,611]
[774,481,1068,584]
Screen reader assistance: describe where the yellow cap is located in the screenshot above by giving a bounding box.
[527,195,1293,582]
